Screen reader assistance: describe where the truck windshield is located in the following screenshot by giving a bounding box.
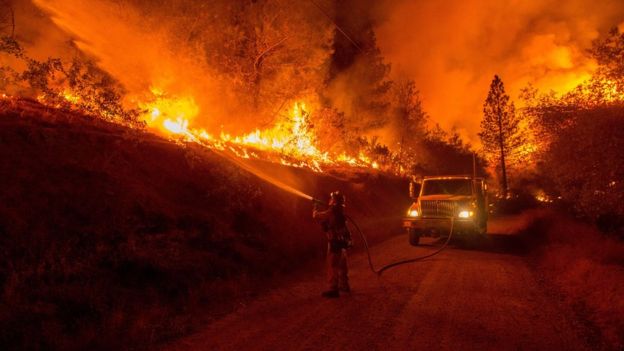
[421,179,472,196]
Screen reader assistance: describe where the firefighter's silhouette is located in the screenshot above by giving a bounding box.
[313,191,352,298]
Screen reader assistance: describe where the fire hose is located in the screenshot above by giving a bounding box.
[202,142,456,276]
[346,215,454,275]
[313,199,455,275]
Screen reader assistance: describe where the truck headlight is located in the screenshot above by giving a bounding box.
[458,210,473,218]
[408,209,419,217]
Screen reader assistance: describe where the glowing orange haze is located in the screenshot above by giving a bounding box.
[31,0,624,151]
[376,0,624,143]
[27,0,386,172]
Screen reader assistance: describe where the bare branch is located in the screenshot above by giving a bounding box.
[254,36,288,73]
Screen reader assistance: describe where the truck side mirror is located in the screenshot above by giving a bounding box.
[409,181,421,199]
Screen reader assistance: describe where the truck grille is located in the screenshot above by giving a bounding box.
[420,200,457,218]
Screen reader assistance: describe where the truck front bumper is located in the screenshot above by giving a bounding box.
[403,217,478,235]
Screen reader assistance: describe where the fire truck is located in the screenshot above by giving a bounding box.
[403,175,488,245]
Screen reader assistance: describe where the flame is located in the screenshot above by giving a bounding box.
[534,190,553,203]
[600,79,624,102]
[61,90,80,104]
[231,103,328,161]
[26,84,382,173]
[139,87,199,135]
[163,117,189,134]
[138,97,380,172]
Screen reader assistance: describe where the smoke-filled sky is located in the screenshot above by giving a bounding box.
[375,0,624,142]
[4,0,624,144]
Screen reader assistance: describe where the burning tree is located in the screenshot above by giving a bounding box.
[479,75,526,198]
[391,79,428,173]
[591,27,624,90]
[325,0,393,139]
[0,0,486,177]
[520,28,624,232]
[186,0,335,124]
[0,36,138,123]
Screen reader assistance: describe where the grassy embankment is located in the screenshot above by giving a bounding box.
[0,99,409,350]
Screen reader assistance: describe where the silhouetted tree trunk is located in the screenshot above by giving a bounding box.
[496,97,509,197]
[480,75,525,198]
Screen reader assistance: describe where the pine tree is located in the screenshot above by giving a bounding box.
[479,75,525,198]
[392,79,428,173]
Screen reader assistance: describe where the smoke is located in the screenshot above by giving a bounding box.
[17,0,335,134]
[375,0,624,142]
[28,0,235,131]
[8,0,624,147]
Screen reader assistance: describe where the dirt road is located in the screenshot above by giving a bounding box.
[163,230,592,351]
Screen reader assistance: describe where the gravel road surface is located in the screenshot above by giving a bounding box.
[164,229,591,351]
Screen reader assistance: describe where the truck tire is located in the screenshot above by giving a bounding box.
[477,220,487,236]
[408,229,421,246]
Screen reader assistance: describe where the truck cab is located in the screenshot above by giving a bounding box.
[403,175,488,246]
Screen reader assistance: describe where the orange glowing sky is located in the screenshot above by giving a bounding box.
[375,0,624,142]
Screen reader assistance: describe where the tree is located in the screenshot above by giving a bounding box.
[479,75,525,197]
[520,35,624,229]
[1,36,138,123]
[391,79,428,173]
[325,0,392,135]
[184,0,334,127]
[591,27,624,89]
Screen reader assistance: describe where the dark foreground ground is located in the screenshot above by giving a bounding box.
[0,99,408,350]
[162,221,599,351]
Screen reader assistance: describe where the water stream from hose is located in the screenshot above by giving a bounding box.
[193,139,315,201]
[193,138,452,274]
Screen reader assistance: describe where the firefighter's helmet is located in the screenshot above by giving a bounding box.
[329,191,345,207]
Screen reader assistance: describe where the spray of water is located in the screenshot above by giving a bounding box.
[198,141,315,201]
[195,138,452,276]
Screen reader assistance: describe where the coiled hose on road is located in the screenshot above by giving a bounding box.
[346,215,454,275]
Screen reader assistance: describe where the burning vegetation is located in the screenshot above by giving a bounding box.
[1,0,624,349]
[2,0,624,222]
[1,0,488,177]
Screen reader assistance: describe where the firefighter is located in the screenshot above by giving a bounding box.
[313,191,352,298]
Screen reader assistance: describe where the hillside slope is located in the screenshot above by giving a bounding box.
[0,99,409,350]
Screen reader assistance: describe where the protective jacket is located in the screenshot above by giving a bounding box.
[313,204,351,292]
[313,205,351,253]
